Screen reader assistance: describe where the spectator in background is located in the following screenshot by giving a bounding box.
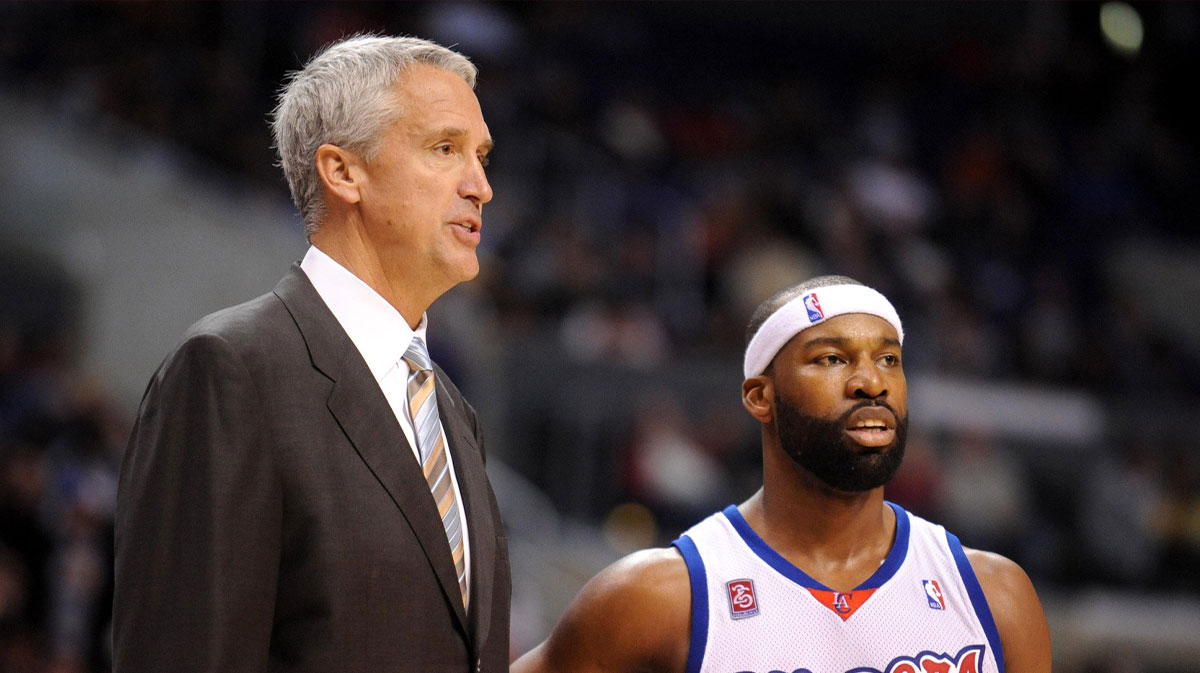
[1079,440,1164,586]
[940,430,1031,561]
[43,390,121,673]
[1159,442,1200,591]
[0,443,50,635]
[883,428,945,522]
[0,544,35,671]
[621,393,733,535]
[0,354,122,673]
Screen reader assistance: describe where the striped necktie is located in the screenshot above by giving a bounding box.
[403,336,468,609]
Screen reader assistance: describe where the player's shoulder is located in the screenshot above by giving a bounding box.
[962,547,1033,598]
[564,545,692,642]
[527,546,691,673]
[963,547,1053,673]
[579,546,691,611]
[962,546,1043,623]
[960,547,1046,667]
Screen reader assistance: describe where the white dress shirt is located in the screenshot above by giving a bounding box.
[300,245,470,588]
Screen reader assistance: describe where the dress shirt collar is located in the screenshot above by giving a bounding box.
[299,245,428,382]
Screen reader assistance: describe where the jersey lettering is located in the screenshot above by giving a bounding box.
[851,644,985,673]
[732,644,985,673]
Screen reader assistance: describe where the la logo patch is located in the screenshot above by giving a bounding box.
[726,579,759,619]
[807,588,877,621]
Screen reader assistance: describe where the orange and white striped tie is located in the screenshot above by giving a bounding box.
[403,336,468,609]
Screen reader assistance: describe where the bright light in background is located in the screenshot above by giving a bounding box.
[1100,2,1144,57]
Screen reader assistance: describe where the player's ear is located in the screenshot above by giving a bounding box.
[742,375,774,424]
[315,143,363,206]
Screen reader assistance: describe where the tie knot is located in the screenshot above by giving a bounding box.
[403,336,433,372]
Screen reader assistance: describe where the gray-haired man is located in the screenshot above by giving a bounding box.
[114,35,508,673]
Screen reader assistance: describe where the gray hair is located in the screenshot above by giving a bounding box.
[271,34,478,237]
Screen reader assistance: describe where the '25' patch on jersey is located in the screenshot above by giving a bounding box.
[726,579,759,619]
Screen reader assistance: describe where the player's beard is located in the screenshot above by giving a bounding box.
[774,395,908,493]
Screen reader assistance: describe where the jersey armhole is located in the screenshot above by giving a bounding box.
[672,535,708,673]
[945,530,1006,673]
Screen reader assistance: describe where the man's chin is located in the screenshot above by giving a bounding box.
[807,441,905,492]
[840,434,897,456]
[446,255,480,284]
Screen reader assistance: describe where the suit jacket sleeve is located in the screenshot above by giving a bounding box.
[114,331,281,673]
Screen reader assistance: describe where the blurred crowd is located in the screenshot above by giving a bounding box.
[1,330,119,673]
[2,3,1199,671]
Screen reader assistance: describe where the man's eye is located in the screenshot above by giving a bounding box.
[879,354,899,366]
[436,144,454,155]
[816,355,842,365]
[478,154,490,168]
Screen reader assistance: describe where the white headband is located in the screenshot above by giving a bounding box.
[743,284,904,378]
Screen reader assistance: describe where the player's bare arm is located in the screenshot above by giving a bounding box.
[966,549,1052,673]
[513,547,692,673]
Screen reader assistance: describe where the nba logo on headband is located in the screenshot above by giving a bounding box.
[743,283,904,378]
[802,293,824,323]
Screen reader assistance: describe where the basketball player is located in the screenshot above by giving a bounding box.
[512,276,1051,673]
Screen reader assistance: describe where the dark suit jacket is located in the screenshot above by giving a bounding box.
[113,266,510,673]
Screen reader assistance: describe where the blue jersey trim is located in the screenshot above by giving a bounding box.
[870,502,911,587]
[722,502,910,591]
[946,530,1005,673]
[672,534,708,673]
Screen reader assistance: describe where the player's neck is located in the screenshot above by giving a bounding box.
[744,464,896,591]
[755,484,890,547]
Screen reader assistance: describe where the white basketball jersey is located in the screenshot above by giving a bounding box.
[673,503,1003,673]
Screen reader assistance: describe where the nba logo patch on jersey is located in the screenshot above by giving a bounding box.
[923,579,945,610]
[802,293,824,323]
[726,579,759,619]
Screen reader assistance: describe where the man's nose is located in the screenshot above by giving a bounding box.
[847,361,887,400]
[460,156,493,206]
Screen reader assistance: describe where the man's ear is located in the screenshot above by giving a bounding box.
[742,375,774,424]
[315,143,363,206]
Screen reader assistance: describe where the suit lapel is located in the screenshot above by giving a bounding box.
[435,372,496,651]
[273,266,469,633]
